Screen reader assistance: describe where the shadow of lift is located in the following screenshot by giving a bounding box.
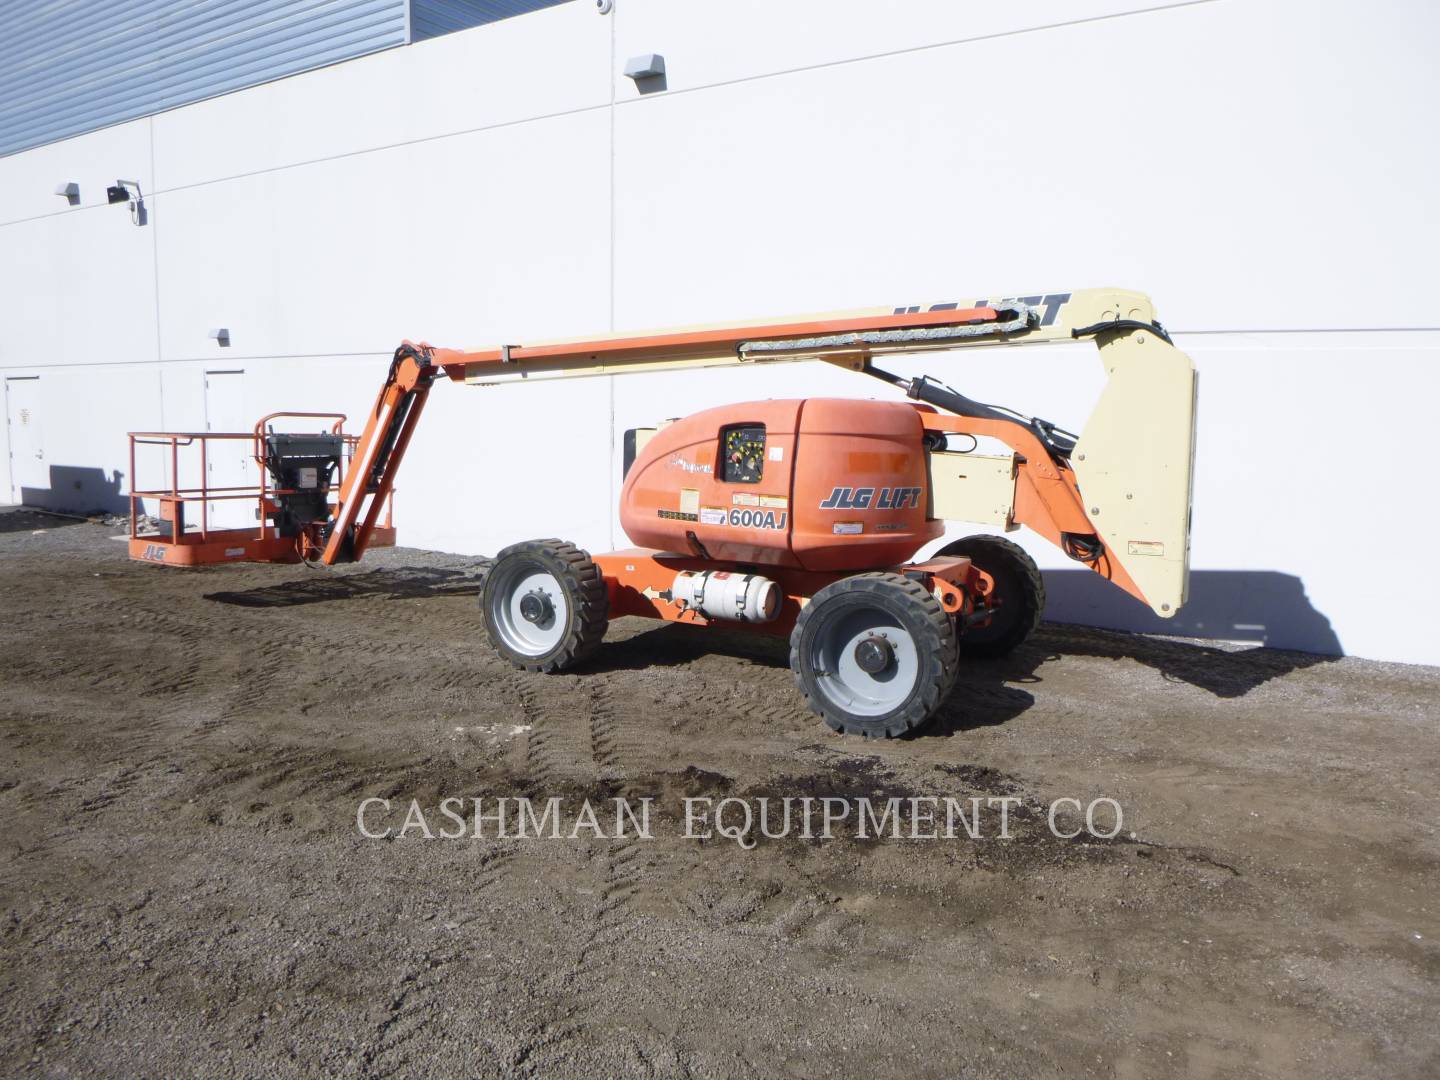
[0,506,90,534]
[1041,568,1342,657]
[203,566,481,607]
[20,464,129,516]
[202,566,1340,733]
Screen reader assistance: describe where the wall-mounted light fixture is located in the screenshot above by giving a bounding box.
[54,181,80,205]
[624,53,667,94]
[209,328,231,347]
[106,179,147,225]
[624,53,665,80]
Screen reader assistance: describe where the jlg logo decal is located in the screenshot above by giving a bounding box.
[141,544,167,562]
[894,292,1071,328]
[819,486,922,511]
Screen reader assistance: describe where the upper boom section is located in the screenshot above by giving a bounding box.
[427,287,1167,384]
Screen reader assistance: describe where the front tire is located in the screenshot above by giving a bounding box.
[481,539,608,673]
[790,573,957,738]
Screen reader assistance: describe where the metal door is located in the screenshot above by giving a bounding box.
[5,377,45,505]
[203,370,252,530]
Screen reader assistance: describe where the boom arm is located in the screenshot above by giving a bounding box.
[322,288,1197,619]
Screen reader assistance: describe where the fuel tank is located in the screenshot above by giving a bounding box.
[619,398,942,571]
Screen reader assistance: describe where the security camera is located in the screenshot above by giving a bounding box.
[596,0,613,13]
[107,180,147,226]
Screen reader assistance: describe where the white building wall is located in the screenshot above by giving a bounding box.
[2,0,1438,664]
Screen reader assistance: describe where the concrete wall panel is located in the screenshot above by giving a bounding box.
[0,117,153,228]
[612,0,1440,334]
[152,1,608,191]
[154,108,611,361]
[0,202,159,368]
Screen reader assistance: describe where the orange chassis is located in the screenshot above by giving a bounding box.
[596,548,994,639]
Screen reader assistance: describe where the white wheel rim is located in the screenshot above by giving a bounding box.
[490,565,569,657]
[810,607,919,717]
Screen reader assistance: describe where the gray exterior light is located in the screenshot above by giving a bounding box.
[623,53,665,80]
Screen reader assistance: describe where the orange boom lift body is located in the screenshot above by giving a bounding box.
[128,288,1197,736]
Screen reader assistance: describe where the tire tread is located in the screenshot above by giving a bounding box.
[483,539,609,673]
[789,572,956,738]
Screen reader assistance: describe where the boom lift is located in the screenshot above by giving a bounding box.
[128,287,1197,737]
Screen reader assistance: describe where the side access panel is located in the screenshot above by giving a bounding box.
[928,451,1017,530]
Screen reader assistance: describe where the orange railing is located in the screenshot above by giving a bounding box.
[127,412,394,550]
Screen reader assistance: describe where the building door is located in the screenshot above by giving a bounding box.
[5,377,45,506]
[203,370,252,530]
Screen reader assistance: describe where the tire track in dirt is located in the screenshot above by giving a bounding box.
[440,844,518,933]
[76,760,162,815]
[73,575,496,834]
[502,671,661,1074]
[360,947,462,1079]
[587,681,623,782]
[514,674,595,788]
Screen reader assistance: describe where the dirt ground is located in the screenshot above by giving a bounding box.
[1,508,1436,1079]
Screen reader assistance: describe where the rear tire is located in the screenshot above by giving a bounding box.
[937,534,1044,658]
[481,539,608,673]
[790,572,957,738]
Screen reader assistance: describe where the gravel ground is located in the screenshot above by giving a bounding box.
[1,507,1437,1078]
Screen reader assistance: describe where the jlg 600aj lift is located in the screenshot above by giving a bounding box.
[128,287,1196,737]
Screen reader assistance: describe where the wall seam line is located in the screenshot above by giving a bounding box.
[149,114,166,432]
[607,6,617,551]
[609,0,1224,108]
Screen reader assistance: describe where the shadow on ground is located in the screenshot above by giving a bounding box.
[0,507,88,534]
[199,563,1340,736]
[583,617,1338,737]
[1044,568,1341,655]
[203,567,481,607]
